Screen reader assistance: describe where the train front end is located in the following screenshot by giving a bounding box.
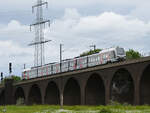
[116,47,126,61]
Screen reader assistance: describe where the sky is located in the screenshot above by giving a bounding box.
[0,0,150,76]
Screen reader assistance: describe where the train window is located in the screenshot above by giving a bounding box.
[103,53,107,60]
[92,57,93,61]
[96,56,98,61]
[82,60,84,64]
[117,47,125,55]
[88,58,91,62]
[94,57,96,61]
[83,59,86,64]
[64,63,66,67]
[70,62,72,67]
[71,61,74,67]
[90,57,92,62]
[98,56,100,60]
[93,57,95,62]
[83,59,85,64]
[110,51,115,59]
[102,54,105,59]
[91,57,93,62]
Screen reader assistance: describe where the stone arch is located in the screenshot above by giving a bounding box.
[140,64,150,105]
[110,68,134,104]
[28,84,42,105]
[64,77,81,105]
[45,81,60,105]
[14,87,25,105]
[0,90,5,105]
[85,73,105,105]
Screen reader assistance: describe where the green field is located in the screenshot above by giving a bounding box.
[0,105,150,113]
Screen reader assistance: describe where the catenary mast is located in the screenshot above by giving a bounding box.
[29,0,51,67]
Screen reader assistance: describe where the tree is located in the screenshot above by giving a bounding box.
[1,75,21,84]
[126,49,141,59]
[11,75,21,82]
[80,49,101,57]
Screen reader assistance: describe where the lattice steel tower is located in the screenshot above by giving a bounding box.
[30,0,51,67]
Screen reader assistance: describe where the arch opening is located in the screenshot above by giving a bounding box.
[85,74,105,105]
[64,78,81,105]
[28,84,42,105]
[0,90,5,105]
[140,64,150,105]
[14,87,25,105]
[45,81,60,105]
[110,68,134,104]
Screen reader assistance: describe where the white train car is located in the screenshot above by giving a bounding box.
[22,46,126,80]
[76,56,88,69]
[88,53,100,67]
[69,59,77,71]
[61,60,70,72]
[99,47,126,63]
[52,63,60,74]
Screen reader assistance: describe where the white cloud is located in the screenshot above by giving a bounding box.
[46,9,150,54]
[0,20,33,45]
[0,40,33,76]
[0,20,33,76]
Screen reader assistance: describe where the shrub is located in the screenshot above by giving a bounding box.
[109,100,121,106]
[99,108,112,113]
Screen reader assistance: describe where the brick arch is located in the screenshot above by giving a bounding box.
[14,87,25,104]
[63,76,81,92]
[28,84,42,105]
[140,64,150,105]
[85,73,105,105]
[45,81,60,105]
[0,90,5,105]
[110,68,134,104]
[64,77,81,105]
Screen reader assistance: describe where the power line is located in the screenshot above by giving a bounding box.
[29,0,51,67]
[60,44,64,72]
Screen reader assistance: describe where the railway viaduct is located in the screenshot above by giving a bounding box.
[0,56,150,106]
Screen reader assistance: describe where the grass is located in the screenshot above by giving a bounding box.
[0,105,150,113]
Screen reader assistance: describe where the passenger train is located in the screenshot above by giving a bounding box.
[22,47,126,80]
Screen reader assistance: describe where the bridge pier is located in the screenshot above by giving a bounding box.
[25,96,28,105]
[135,78,140,105]
[60,77,64,107]
[105,79,110,105]
[23,86,29,105]
[80,80,86,105]
[40,83,46,105]
[60,92,63,107]
[42,95,45,104]
[131,65,143,105]
[134,71,141,105]
[5,78,14,105]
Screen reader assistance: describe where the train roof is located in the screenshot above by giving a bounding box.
[100,46,123,53]
[22,68,31,72]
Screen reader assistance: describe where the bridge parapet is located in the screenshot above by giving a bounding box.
[13,56,150,87]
